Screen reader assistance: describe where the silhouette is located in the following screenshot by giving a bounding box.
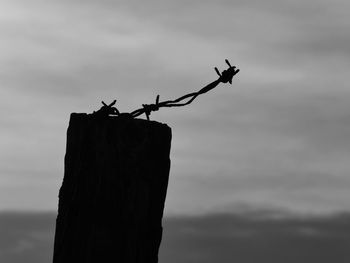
[93,100,120,117]
[53,59,239,263]
[93,59,239,120]
[130,59,239,120]
[53,114,171,263]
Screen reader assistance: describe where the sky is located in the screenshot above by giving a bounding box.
[1,212,350,263]
[1,0,350,215]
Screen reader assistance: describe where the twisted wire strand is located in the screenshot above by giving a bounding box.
[130,67,239,120]
[95,60,240,120]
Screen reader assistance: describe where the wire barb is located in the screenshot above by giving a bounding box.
[215,67,221,77]
[93,99,120,117]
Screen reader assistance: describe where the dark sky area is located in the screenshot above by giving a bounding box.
[0,211,349,263]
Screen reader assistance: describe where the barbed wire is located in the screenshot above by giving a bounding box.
[93,59,240,120]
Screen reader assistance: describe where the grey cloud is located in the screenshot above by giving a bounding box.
[171,98,350,179]
[0,212,55,263]
[165,170,350,215]
[120,0,350,65]
[165,85,350,214]
[1,0,350,213]
[161,211,350,263]
[2,211,349,263]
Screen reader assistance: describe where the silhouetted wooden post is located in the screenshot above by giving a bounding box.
[53,113,171,263]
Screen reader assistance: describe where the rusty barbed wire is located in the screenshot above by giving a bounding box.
[94,59,240,120]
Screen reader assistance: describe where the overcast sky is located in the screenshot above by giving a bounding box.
[1,0,350,214]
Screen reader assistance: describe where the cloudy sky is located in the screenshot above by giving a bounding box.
[1,0,350,215]
[1,212,350,263]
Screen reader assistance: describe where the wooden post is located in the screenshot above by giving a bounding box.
[53,113,172,263]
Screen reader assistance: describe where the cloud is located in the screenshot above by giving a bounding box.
[0,212,55,263]
[1,0,350,214]
[1,211,349,263]
[161,211,350,263]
